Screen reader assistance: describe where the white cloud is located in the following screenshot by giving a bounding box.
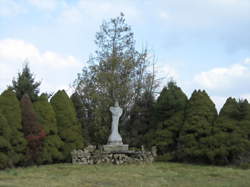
[192,57,250,110]
[0,39,80,68]
[194,59,250,91]
[155,63,179,90]
[0,39,39,61]
[0,0,25,16]
[244,58,250,64]
[159,64,179,80]
[0,39,82,94]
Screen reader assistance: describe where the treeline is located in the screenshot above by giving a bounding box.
[1,65,249,169]
[0,64,84,169]
[124,81,250,166]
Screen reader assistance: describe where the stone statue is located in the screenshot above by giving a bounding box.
[108,101,123,145]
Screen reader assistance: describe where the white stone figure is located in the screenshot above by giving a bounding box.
[108,101,123,145]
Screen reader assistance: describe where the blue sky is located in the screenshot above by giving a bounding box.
[0,0,249,110]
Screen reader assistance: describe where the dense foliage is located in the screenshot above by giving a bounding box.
[0,112,11,169]
[177,90,217,163]
[152,81,187,160]
[0,89,27,166]
[33,95,63,164]
[50,90,84,161]
[21,94,46,165]
[0,71,250,169]
[123,90,155,147]
[70,92,88,143]
[209,98,250,165]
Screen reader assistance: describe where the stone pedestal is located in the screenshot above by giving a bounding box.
[71,146,155,165]
[103,144,129,153]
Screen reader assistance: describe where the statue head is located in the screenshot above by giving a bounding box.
[115,101,119,107]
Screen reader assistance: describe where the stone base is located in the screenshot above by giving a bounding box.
[103,144,129,153]
[71,148,155,165]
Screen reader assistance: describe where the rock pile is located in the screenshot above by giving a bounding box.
[71,145,155,165]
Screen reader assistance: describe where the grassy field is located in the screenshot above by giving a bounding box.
[0,162,249,187]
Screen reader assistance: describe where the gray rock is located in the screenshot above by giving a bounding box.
[71,148,155,165]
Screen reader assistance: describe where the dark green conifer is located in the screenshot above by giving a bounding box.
[152,81,187,160]
[21,94,45,165]
[0,112,11,169]
[11,63,41,102]
[50,90,84,161]
[0,89,27,166]
[237,100,250,164]
[70,92,88,143]
[123,91,155,148]
[33,94,63,164]
[177,90,217,163]
[210,98,250,164]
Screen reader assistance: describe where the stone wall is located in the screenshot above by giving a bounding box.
[71,145,156,165]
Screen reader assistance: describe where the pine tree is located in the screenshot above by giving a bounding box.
[177,90,217,163]
[20,94,45,165]
[238,99,250,141]
[210,98,250,164]
[237,99,250,164]
[0,89,27,166]
[70,92,88,143]
[74,14,158,145]
[0,112,12,169]
[11,63,41,102]
[152,81,187,160]
[33,94,63,164]
[123,90,155,147]
[50,90,84,161]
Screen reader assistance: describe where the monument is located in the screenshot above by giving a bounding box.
[103,101,129,152]
[71,101,155,164]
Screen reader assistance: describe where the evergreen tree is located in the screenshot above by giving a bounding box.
[50,90,84,161]
[210,98,250,164]
[238,99,250,141]
[177,90,217,163]
[33,94,63,164]
[70,92,88,143]
[237,100,250,164]
[123,90,155,147]
[21,94,45,165]
[152,81,187,160]
[11,63,41,102]
[0,112,11,169]
[0,89,27,166]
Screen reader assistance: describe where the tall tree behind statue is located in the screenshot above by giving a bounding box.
[74,13,158,144]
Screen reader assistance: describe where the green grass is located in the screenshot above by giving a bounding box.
[0,162,249,187]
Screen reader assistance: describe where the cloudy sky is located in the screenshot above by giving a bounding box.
[0,0,249,111]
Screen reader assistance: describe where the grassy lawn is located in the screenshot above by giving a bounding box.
[0,162,249,187]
